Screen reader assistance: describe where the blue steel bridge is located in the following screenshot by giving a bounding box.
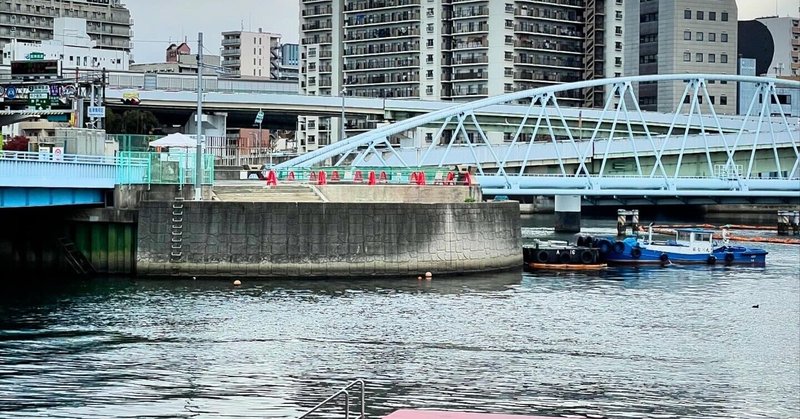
[0,74,798,208]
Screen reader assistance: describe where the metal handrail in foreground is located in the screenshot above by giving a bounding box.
[299,379,365,419]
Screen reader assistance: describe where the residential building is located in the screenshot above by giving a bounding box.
[221,29,282,79]
[277,43,299,81]
[738,58,799,117]
[738,16,800,77]
[624,0,738,114]
[584,0,625,107]
[2,16,129,70]
[0,0,133,56]
[298,0,591,154]
[130,42,220,74]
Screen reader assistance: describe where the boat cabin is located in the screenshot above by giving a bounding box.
[674,229,714,252]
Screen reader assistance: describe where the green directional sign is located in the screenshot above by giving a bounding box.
[254,110,264,125]
[26,52,45,60]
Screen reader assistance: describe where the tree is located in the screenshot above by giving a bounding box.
[104,109,160,135]
[3,135,29,151]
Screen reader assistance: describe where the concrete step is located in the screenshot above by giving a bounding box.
[213,184,322,202]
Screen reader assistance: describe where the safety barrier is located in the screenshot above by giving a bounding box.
[117,151,215,186]
[262,167,474,187]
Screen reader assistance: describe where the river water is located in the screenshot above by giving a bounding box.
[0,217,798,419]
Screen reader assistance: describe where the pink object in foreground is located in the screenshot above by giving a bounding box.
[384,410,554,419]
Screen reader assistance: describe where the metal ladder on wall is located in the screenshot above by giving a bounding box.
[170,197,184,264]
[299,379,366,419]
[57,237,96,276]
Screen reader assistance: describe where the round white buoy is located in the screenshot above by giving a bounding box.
[192,276,197,280]
[417,276,423,280]
[425,271,433,280]
[233,279,242,286]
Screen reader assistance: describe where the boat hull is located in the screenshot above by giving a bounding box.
[603,238,767,266]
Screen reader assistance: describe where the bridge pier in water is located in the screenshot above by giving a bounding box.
[554,195,581,233]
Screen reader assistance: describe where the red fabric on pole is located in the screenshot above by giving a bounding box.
[287,171,296,181]
[318,171,327,185]
[265,170,277,186]
[354,170,363,183]
[331,170,340,182]
[379,171,388,183]
[368,171,377,185]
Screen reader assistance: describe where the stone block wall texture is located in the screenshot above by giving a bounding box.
[136,201,521,277]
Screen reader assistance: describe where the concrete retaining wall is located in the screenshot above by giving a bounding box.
[316,185,481,203]
[137,201,521,277]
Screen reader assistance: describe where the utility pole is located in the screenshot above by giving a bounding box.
[340,87,346,142]
[194,32,204,201]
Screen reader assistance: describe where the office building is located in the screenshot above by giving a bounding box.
[739,16,800,77]
[277,43,299,81]
[221,29,282,79]
[129,42,221,74]
[738,57,799,117]
[0,0,132,56]
[624,0,738,114]
[2,16,129,70]
[298,0,595,153]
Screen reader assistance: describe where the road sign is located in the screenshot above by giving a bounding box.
[53,147,63,162]
[25,52,45,60]
[254,110,264,125]
[87,106,106,118]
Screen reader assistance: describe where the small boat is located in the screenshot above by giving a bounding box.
[523,240,605,270]
[599,227,768,266]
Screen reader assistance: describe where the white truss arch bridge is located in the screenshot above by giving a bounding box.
[277,74,800,206]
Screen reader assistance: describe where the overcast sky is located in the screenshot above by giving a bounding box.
[127,0,800,63]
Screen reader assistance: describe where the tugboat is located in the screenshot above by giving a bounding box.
[596,227,768,266]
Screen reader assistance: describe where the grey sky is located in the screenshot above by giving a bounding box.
[127,0,799,64]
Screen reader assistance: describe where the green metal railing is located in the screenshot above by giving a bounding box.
[117,151,215,186]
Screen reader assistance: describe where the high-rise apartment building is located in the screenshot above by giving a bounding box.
[739,16,800,77]
[298,0,593,153]
[624,0,738,114]
[0,0,132,57]
[221,29,282,79]
[584,0,625,107]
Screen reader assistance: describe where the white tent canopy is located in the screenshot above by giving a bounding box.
[148,133,198,148]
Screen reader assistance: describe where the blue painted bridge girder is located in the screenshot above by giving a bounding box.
[0,187,105,208]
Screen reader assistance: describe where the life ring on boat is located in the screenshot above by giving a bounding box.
[559,251,572,263]
[631,247,642,259]
[724,252,735,265]
[613,241,625,254]
[707,255,717,265]
[576,236,586,247]
[580,250,594,264]
[536,250,550,263]
[597,240,611,254]
[659,253,669,263]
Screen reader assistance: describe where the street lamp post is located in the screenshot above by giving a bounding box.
[194,32,204,201]
[340,87,347,143]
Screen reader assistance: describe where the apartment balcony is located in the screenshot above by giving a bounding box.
[451,39,488,51]
[516,0,584,10]
[346,73,420,85]
[452,71,487,81]
[0,16,53,30]
[345,11,420,25]
[302,21,333,31]
[514,39,583,54]
[452,7,489,19]
[451,56,489,65]
[222,38,241,46]
[514,55,583,70]
[346,43,420,57]
[344,27,420,43]
[344,58,420,72]
[302,35,333,45]
[515,8,583,24]
[515,25,581,39]
[344,0,421,13]
[514,70,581,83]
[302,6,333,17]
[443,86,489,98]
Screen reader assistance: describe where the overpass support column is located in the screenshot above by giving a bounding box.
[554,195,581,233]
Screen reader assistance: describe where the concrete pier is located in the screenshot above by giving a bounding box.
[554,195,581,232]
[136,201,522,278]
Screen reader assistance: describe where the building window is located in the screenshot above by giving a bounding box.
[426,54,433,64]
[721,33,728,42]
[615,57,622,66]
[709,32,716,42]
[425,85,433,95]
[615,41,622,51]
[616,10,622,20]
[615,26,622,35]
[709,53,716,63]
[709,11,716,21]
[683,52,691,62]
[684,30,691,40]
[696,53,703,62]
[684,9,691,19]
[709,95,715,104]
[696,11,704,20]
[721,54,728,63]
[720,96,728,105]
[426,69,433,79]
[696,32,703,41]
[426,39,434,47]
[721,12,728,21]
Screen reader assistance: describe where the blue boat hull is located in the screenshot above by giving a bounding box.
[601,238,767,266]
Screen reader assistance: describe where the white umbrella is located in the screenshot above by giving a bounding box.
[148,133,197,148]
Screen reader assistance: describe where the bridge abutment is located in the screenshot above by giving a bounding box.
[554,195,581,233]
